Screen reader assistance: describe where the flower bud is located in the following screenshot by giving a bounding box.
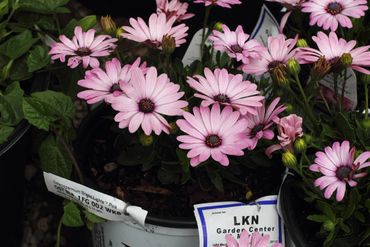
[323,220,335,232]
[294,138,306,153]
[213,22,223,32]
[303,134,313,145]
[271,64,289,87]
[169,122,179,134]
[282,151,297,169]
[139,134,153,146]
[285,104,294,114]
[116,27,124,38]
[162,35,176,55]
[287,58,301,75]
[340,53,353,67]
[296,38,308,48]
[100,15,117,34]
[182,106,189,112]
[360,119,370,129]
[245,190,253,200]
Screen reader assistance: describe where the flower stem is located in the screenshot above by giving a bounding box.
[55,218,63,247]
[58,134,85,185]
[365,81,369,119]
[333,73,340,110]
[294,74,317,124]
[340,69,348,111]
[200,6,211,61]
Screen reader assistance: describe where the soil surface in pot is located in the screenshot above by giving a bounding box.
[77,106,285,219]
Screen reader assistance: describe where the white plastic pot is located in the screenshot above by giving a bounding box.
[92,218,199,247]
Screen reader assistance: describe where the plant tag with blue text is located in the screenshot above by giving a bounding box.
[194,195,284,247]
[43,172,148,227]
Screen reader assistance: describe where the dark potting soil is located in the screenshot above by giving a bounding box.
[77,106,285,219]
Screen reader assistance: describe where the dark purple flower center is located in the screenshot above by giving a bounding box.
[336,166,352,181]
[139,98,155,113]
[214,94,230,103]
[231,44,243,53]
[110,84,121,93]
[250,124,265,137]
[326,2,343,15]
[268,60,283,70]
[76,47,91,56]
[205,134,222,148]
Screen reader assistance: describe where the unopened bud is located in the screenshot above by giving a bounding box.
[100,15,117,34]
[169,122,179,134]
[296,39,308,48]
[282,151,297,169]
[116,27,124,38]
[183,106,189,112]
[303,134,313,145]
[213,22,223,32]
[287,58,300,75]
[139,134,153,146]
[285,104,294,114]
[162,35,176,55]
[360,119,370,129]
[294,138,306,153]
[271,64,289,87]
[340,53,353,67]
[323,220,335,232]
[245,190,253,200]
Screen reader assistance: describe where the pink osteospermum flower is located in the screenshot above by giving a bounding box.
[296,31,370,74]
[156,0,195,21]
[241,34,298,76]
[49,26,117,69]
[244,97,286,150]
[193,0,241,8]
[215,230,282,247]
[110,67,188,135]
[187,68,264,115]
[309,141,370,201]
[208,25,266,64]
[77,58,147,104]
[176,104,249,167]
[121,13,189,50]
[302,0,368,31]
[266,114,303,157]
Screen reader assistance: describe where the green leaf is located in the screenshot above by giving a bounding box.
[307,214,328,223]
[176,149,191,184]
[62,201,84,227]
[157,168,178,185]
[335,113,356,142]
[0,81,24,125]
[0,30,37,59]
[62,15,97,37]
[354,211,365,223]
[19,0,70,14]
[317,200,336,221]
[27,45,50,72]
[0,0,9,17]
[39,134,72,178]
[0,125,14,144]
[207,167,224,192]
[23,90,74,131]
[83,210,105,224]
[37,16,57,31]
[342,189,359,219]
[9,57,32,81]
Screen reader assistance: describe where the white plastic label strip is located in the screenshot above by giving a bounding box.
[194,195,284,247]
[43,172,148,227]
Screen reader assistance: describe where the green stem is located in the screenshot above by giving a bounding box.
[294,74,317,124]
[53,13,61,35]
[365,81,369,119]
[340,69,348,111]
[58,134,85,185]
[200,6,211,61]
[56,218,63,247]
[313,80,331,114]
[333,73,339,110]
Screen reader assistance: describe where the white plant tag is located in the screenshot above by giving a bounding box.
[43,172,148,227]
[251,4,280,46]
[194,195,284,247]
[318,68,357,110]
[182,28,211,66]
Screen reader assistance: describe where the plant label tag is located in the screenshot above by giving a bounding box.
[194,195,284,247]
[182,28,211,66]
[318,68,357,110]
[251,4,280,46]
[43,172,148,227]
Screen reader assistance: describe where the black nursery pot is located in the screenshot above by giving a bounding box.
[0,73,50,247]
[279,174,322,247]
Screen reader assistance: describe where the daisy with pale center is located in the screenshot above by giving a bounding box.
[208,25,266,64]
[187,68,264,115]
[110,67,188,135]
[49,26,117,69]
[310,141,370,201]
[121,13,188,50]
[302,0,368,31]
[176,104,249,167]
